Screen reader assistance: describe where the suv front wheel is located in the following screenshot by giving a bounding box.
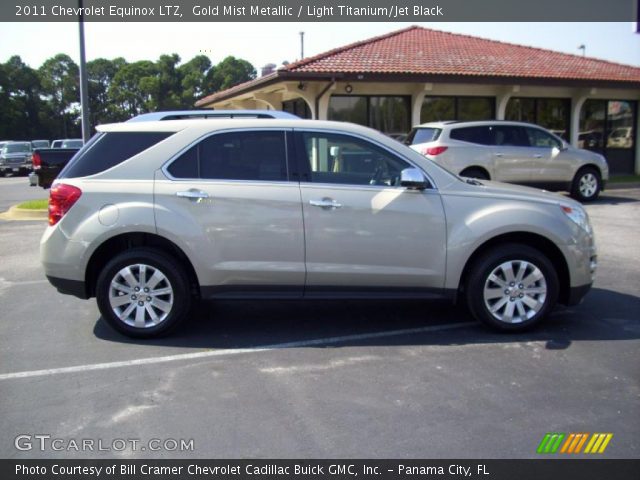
[96,248,192,338]
[465,244,559,331]
[571,167,601,202]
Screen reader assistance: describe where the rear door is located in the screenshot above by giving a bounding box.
[294,130,447,295]
[524,126,572,183]
[486,125,532,182]
[154,129,305,297]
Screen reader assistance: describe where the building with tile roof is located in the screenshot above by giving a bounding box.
[196,26,640,174]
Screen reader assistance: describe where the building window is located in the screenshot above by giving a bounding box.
[328,95,411,135]
[282,98,312,119]
[506,98,570,141]
[580,99,636,175]
[420,96,494,124]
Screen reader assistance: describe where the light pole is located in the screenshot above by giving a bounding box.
[78,0,90,143]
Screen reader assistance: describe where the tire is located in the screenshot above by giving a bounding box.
[570,167,601,202]
[460,168,489,180]
[465,244,559,332]
[96,248,192,338]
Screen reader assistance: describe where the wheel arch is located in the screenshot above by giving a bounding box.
[85,232,200,299]
[458,232,571,305]
[459,166,491,179]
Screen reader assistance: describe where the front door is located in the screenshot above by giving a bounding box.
[294,130,447,295]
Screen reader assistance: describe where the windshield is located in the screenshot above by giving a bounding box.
[62,140,83,148]
[3,143,31,153]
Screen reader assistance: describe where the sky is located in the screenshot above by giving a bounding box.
[0,22,639,71]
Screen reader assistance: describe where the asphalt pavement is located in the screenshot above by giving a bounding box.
[0,178,638,459]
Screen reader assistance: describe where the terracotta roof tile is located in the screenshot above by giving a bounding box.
[197,26,640,106]
[284,26,640,82]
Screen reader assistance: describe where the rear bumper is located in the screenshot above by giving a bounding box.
[566,283,592,306]
[46,275,89,300]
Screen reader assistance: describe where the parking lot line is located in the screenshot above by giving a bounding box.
[0,321,476,381]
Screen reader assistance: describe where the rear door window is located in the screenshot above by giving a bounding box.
[167,130,288,182]
[449,126,492,145]
[60,132,173,178]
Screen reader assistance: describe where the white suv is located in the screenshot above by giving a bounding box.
[406,121,609,201]
[41,118,597,338]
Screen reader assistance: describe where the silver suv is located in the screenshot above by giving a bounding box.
[406,121,609,202]
[40,118,597,338]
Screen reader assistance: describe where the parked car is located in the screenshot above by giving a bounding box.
[0,141,33,176]
[607,127,632,148]
[41,118,597,338]
[52,138,83,149]
[30,147,81,188]
[405,121,609,202]
[31,139,50,149]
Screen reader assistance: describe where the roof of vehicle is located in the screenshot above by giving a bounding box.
[414,120,556,129]
[97,118,374,134]
[126,110,299,122]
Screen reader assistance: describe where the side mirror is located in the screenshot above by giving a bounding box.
[400,168,428,190]
[560,141,570,151]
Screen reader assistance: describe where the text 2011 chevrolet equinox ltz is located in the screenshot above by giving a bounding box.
[40,118,597,338]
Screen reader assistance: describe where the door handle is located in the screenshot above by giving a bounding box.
[176,189,209,202]
[309,198,342,209]
[494,153,503,157]
[533,154,542,158]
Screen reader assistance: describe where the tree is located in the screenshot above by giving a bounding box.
[207,56,256,93]
[38,54,80,138]
[109,60,158,117]
[178,55,213,107]
[1,56,44,139]
[87,57,126,126]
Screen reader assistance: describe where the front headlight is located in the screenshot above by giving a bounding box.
[560,204,591,233]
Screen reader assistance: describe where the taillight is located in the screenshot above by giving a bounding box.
[32,151,41,170]
[48,184,82,226]
[423,146,448,156]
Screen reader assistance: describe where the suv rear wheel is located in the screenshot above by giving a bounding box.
[96,248,191,338]
[571,167,601,202]
[465,244,559,331]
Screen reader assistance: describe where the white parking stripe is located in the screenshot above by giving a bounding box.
[0,321,476,381]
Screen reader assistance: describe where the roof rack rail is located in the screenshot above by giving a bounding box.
[126,110,299,122]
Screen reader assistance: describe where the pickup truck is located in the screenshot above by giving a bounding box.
[0,141,33,176]
[30,148,80,188]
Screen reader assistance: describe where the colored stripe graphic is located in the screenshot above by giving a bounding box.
[539,433,613,454]
[537,433,565,453]
[584,433,614,454]
[560,433,589,453]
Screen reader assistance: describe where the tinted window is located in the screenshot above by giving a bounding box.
[168,131,288,181]
[61,132,172,179]
[406,127,441,145]
[490,126,529,147]
[167,146,198,178]
[525,128,562,149]
[450,126,492,145]
[300,132,410,186]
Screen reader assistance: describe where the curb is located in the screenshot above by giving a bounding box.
[0,205,47,221]
[607,182,640,190]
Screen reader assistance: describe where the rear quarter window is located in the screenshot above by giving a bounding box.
[60,132,173,179]
[406,128,442,145]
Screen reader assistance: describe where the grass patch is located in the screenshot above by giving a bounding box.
[16,199,48,210]
[609,174,640,183]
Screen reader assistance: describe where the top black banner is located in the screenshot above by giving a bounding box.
[3,0,639,22]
